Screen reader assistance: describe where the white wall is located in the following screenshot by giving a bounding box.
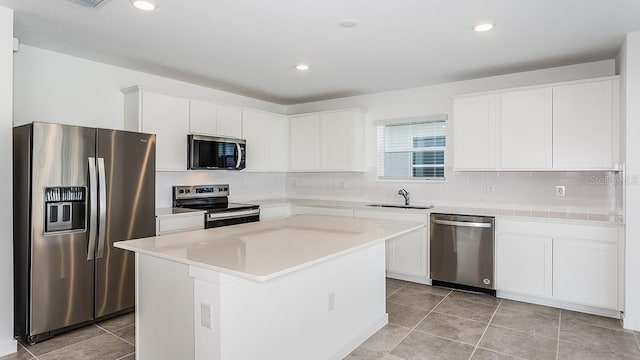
[619,31,640,330]
[0,6,15,357]
[13,45,289,207]
[285,61,620,214]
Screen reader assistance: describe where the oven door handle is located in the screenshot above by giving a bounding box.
[432,219,492,228]
[207,209,260,221]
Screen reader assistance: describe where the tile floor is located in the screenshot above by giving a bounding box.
[1,279,638,360]
[345,278,640,360]
[0,312,134,360]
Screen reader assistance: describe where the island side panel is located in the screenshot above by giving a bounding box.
[136,253,195,360]
[190,241,387,360]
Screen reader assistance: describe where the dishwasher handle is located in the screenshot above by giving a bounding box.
[432,219,492,228]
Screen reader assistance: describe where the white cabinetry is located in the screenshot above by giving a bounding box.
[259,204,292,221]
[499,88,553,169]
[553,81,617,169]
[189,100,242,139]
[453,77,619,171]
[354,209,429,282]
[289,115,320,171]
[289,110,365,172]
[242,110,289,171]
[453,95,496,170]
[496,232,552,298]
[156,211,205,235]
[496,218,622,311]
[123,87,189,171]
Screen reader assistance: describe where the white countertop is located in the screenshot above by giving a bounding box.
[249,198,623,225]
[116,214,424,281]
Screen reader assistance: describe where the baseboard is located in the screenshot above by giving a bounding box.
[0,338,17,357]
[497,291,622,319]
[386,272,431,285]
[329,313,388,360]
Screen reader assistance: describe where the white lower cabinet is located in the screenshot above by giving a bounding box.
[496,218,622,311]
[553,238,618,309]
[259,204,291,221]
[156,212,205,235]
[354,209,428,280]
[496,233,552,297]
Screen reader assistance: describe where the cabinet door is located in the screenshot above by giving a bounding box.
[289,115,320,171]
[453,95,497,170]
[553,238,618,309]
[266,115,289,171]
[217,105,242,138]
[242,110,267,170]
[495,234,552,297]
[141,92,189,171]
[553,81,614,169]
[189,100,217,135]
[321,111,355,171]
[499,88,552,169]
[387,228,428,277]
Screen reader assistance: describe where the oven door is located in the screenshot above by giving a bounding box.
[188,135,246,170]
[205,209,260,228]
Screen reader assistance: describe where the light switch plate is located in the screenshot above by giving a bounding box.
[200,302,211,329]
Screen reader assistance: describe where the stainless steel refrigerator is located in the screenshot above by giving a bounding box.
[13,122,156,344]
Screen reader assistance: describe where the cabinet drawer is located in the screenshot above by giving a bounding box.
[292,205,353,217]
[157,214,204,235]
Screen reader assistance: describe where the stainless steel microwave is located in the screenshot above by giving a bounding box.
[187,135,246,170]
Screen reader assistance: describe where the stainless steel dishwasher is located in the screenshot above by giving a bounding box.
[430,213,495,294]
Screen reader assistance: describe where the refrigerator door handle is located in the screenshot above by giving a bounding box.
[87,157,97,261]
[96,157,107,259]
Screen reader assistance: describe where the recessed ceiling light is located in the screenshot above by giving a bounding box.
[130,0,157,11]
[474,23,494,32]
[339,18,358,28]
[295,64,310,71]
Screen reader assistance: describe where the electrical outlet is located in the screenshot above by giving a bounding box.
[328,292,335,312]
[486,185,495,194]
[200,302,211,329]
[556,185,566,197]
[341,181,348,190]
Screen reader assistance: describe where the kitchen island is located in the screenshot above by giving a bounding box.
[115,215,424,360]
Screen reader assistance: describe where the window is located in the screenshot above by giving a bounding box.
[377,119,447,180]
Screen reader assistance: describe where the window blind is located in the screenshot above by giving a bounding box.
[377,120,447,179]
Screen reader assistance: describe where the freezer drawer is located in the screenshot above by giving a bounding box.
[430,213,495,292]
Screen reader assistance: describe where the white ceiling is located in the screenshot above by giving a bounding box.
[2,0,640,105]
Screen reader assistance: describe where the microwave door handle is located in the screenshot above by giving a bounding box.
[87,157,97,260]
[235,143,242,169]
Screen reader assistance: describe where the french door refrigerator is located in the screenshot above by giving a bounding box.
[13,122,156,344]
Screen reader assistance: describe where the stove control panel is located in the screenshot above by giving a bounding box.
[173,184,229,199]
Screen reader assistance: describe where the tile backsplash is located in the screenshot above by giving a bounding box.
[286,167,619,215]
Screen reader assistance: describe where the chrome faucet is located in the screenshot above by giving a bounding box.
[398,189,410,206]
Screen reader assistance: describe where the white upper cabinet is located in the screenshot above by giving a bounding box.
[453,95,496,170]
[320,110,365,171]
[189,100,243,139]
[242,110,288,171]
[289,109,365,172]
[216,105,243,138]
[452,77,619,171]
[289,114,320,171]
[123,87,189,171]
[553,80,617,169]
[189,100,217,135]
[499,88,553,169]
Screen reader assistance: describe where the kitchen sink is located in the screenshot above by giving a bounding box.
[366,204,434,210]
